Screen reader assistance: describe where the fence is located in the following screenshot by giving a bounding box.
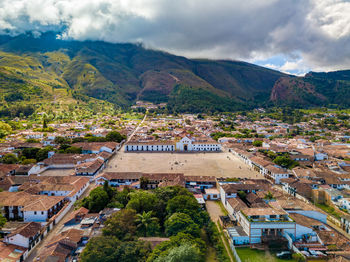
[229,241,242,262]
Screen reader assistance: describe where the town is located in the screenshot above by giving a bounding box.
[0,106,349,262]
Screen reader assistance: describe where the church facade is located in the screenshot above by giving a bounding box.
[125,136,221,152]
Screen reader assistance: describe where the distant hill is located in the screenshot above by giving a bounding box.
[0,32,349,114]
[270,71,350,107]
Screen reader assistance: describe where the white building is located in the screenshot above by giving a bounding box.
[125,135,221,152]
[4,222,42,250]
[237,207,296,244]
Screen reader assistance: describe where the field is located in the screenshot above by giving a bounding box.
[236,248,295,262]
[106,148,261,178]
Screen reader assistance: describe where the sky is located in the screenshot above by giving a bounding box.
[1,0,350,75]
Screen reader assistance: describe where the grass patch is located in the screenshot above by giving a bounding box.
[215,201,229,216]
[216,221,234,261]
[315,203,341,221]
[236,247,296,262]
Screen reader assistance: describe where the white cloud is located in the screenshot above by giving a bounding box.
[0,0,350,72]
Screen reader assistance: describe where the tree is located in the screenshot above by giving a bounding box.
[103,180,114,200]
[54,136,71,145]
[21,159,36,165]
[82,187,109,213]
[252,140,263,147]
[0,214,6,228]
[126,191,158,214]
[136,211,160,237]
[103,209,137,240]
[273,155,298,169]
[80,236,151,262]
[43,118,48,129]
[164,213,200,237]
[154,244,202,262]
[64,146,82,154]
[106,131,125,142]
[36,146,53,162]
[1,153,18,164]
[238,190,247,200]
[0,122,12,139]
[264,191,274,200]
[22,147,40,160]
[166,195,205,225]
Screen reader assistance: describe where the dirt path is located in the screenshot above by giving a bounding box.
[206,201,235,262]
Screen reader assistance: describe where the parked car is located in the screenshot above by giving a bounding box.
[276,251,292,259]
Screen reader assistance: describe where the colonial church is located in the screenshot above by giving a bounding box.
[125,135,221,152]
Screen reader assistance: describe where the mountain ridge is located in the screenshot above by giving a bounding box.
[0,32,349,114]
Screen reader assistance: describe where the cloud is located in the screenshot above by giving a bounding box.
[0,0,350,72]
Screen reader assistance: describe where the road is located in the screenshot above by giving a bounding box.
[126,111,147,143]
[25,182,97,261]
[206,201,235,262]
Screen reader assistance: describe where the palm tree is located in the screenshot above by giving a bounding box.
[136,211,159,236]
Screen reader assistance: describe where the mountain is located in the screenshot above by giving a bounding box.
[270,71,350,107]
[0,32,349,115]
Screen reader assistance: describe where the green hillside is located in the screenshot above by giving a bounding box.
[270,71,350,108]
[0,32,349,115]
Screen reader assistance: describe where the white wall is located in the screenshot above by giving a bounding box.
[5,234,29,248]
[24,210,48,222]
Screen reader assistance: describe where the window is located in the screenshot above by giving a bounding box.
[34,211,37,215]
[41,211,44,215]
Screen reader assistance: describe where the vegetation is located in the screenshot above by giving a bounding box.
[80,185,228,262]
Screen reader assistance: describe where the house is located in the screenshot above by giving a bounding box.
[340,215,350,234]
[235,207,296,244]
[4,222,42,250]
[64,207,89,226]
[42,154,97,169]
[204,188,220,200]
[341,198,350,211]
[75,158,105,177]
[220,180,270,208]
[265,165,290,184]
[0,241,27,262]
[185,175,216,190]
[95,172,185,188]
[20,176,90,203]
[34,228,84,262]
[0,191,66,222]
[281,178,316,199]
[72,142,119,154]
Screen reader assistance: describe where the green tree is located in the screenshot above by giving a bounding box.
[64,146,82,154]
[1,153,18,164]
[21,159,36,165]
[36,146,53,162]
[136,211,160,237]
[273,155,298,169]
[80,236,151,262]
[103,209,137,240]
[0,122,12,139]
[0,214,6,228]
[82,187,109,213]
[126,191,158,214]
[252,140,263,147]
[164,213,200,237]
[106,131,125,142]
[43,118,48,129]
[54,136,71,145]
[22,147,40,160]
[154,244,202,262]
